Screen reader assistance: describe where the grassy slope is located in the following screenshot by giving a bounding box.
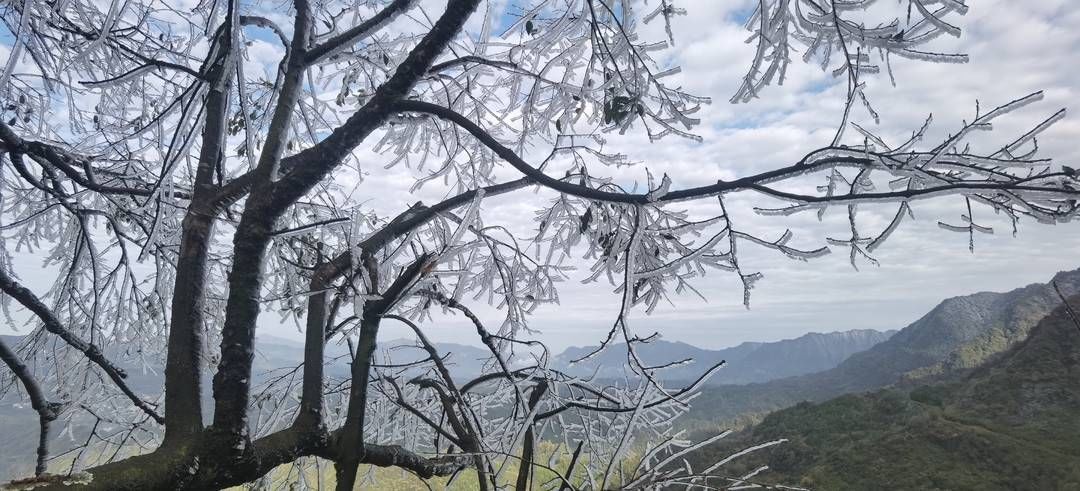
[228,441,643,490]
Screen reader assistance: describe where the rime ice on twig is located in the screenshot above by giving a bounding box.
[0,0,1077,488]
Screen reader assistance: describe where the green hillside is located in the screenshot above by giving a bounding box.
[683,269,1080,428]
[688,293,1080,490]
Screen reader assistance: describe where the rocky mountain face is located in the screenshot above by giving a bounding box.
[689,292,1080,490]
[809,267,1080,390]
[952,290,1080,423]
[553,329,895,385]
[683,268,1080,427]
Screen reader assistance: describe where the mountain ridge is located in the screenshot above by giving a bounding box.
[0,327,896,480]
[688,291,1080,489]
[554,328,895,385]
[684,267,1080,427]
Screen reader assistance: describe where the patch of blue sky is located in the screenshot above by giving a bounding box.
[713,108,795,131]
[728,3,756,26]
[490,0,627,37]
[804,78,833,95]
[710,78,842,130]
[242,21,287,46]
[491,0,533,36]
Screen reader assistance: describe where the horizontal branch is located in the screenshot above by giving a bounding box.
[748,181,1080,208]
[393,100,866,203]
[0,121,192,200]
[395,100,1080,213]
[360,443,471,479]
[79,59,204,86]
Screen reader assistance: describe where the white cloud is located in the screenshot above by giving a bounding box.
[5,0,1079,354]
[440,0,1080,351]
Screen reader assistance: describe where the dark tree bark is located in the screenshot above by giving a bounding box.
[162,10,237,445]
[2,0,1078,489]
[0,338,60,476]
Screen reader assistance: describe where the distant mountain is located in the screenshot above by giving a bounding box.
[689,292,1080,489]
[254,335,496,380]
[553,329,895,385]
[685,268,1080,427]
[0,335,495,480]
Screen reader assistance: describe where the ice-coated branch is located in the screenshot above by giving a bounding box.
[0,338,61,476]
[396,98,1079,220]
[304,0,418,66]
[0,0,1075,488]
[0,266,163,424]
[354,443,471,479]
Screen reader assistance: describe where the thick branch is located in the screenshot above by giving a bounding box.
[208,0,314,449]
[162,7,238,444]
[334,255,434,491]
[263,0,483,215]
[296,268,333,426]
[0,337,61,476]
[304,0,416,66]
[209,0,479,449]
[208,0,478,212]
[358,443,471,479]
[293,177,533,434]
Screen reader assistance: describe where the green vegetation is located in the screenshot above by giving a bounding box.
[687,294,1080,490]
[228,441,645,490]
[8,274,1079,487]
[715,390,1080,490]
[681,270,1080,431]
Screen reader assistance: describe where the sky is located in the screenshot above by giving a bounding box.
[3,0,1080,354]
[372,0,1080,351]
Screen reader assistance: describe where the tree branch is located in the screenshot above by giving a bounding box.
[207,0,315,450]
[0,121,191,200]
[304,0,416,66]
[394,100,1080,210]
[0,267,163,424]
[264,0,483,215]
[162,4,239,443]
[515,381,549,491]
[358,443,471,479]
[0,337,61,476]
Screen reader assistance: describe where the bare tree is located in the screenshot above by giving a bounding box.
[0,0,1075,489]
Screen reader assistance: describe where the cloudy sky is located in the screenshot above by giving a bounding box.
[392,0,1080,351]
[3,0,1080,354]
